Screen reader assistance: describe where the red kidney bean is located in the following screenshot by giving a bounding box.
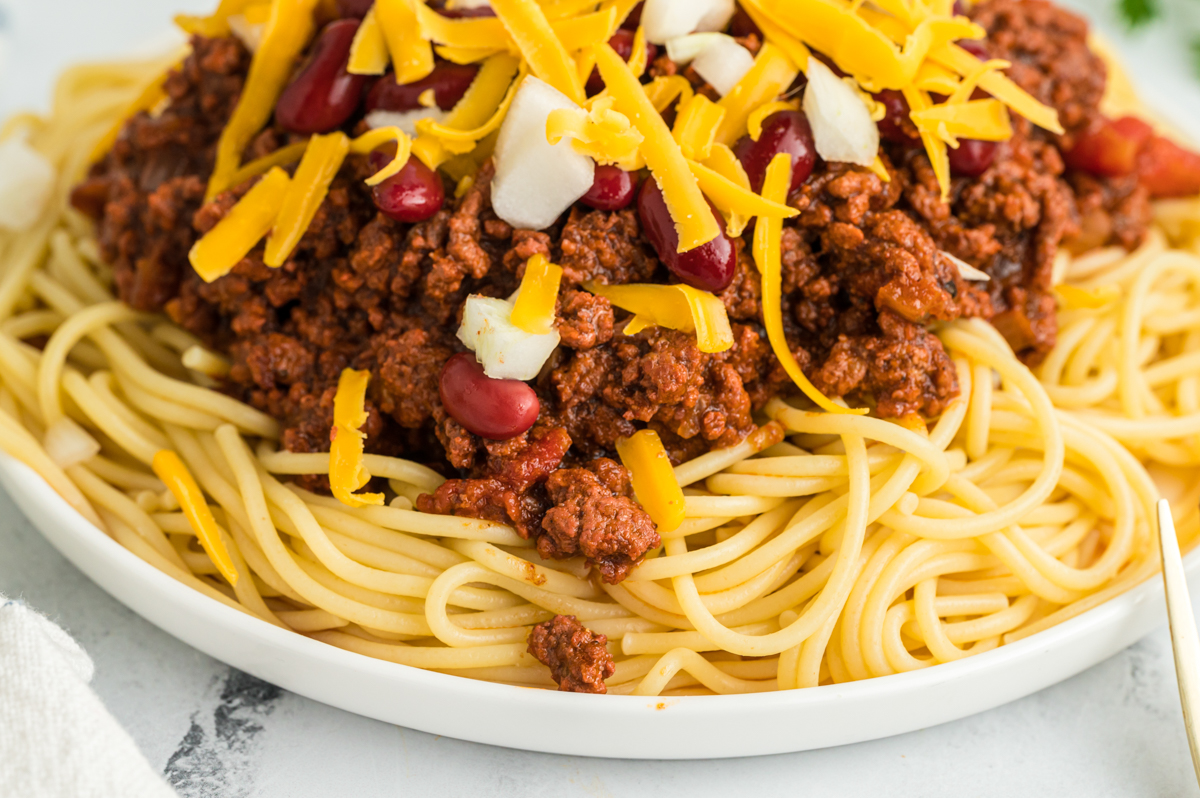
[366,63,480,113]
[620,1,643,30]
[637,178,736,293]
[337,0,373,18]
[874,89,919,144]
[948,138,997,178]
[276,20,367,134]
[732,110,816,194]
[957,38,988,59]
[586,29,657,95]
[370,151,445,222]
[580,165,638,211]
[436,3,496,18]
[439,353,540,440]
[728,4,763,38]
[953,0,967,14]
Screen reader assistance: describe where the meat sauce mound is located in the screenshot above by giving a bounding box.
[527,615,616,694]
[71,0,1153,690]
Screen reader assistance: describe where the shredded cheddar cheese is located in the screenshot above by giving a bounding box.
[701,144,754,237]
[348,6,389,76]
[616,430,684,533]
[330,369,384,508]
[413,54,522,168]
[207,0,320,200]
[152,450,239,584]
[376,0,435,85]
[546,96,644,168]
[189,167,291,283]
[491,0,586,104]
[628,26,649,78]
[511,254,563,334]
[747,99,800,142]
[594,42,719,253]
[687,160,798,222]
[672,94,725,161]
[714,43,799,147]
[1055,283,1121,310]
[642,75,694,114]
[755,154,865,415]
[350,126,413,185]
[265,132,350,267]
[175,0,259,36]
[224,139,309,188]
[584,281,734,354]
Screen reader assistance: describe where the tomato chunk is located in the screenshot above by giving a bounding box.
[1065,116,1153,178]
[1138,136,1200,198]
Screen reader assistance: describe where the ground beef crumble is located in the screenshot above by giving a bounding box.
[527,615,616,694]
[71,0,1155,609]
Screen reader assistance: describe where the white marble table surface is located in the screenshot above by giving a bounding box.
[4,0,1200,795]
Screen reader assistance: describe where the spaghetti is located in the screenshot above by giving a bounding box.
[1,1,1199,698]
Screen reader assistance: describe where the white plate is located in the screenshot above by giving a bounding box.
[2,453,1196,759]
[4,0,1200,761]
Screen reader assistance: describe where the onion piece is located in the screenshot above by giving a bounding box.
[803,57,879,168]
[665,32,726,65]
[691,36,755,97]
[491,76,594,231]
[227,14,264,52]
[458,294,560,381]
[642,0,734,45]
[365,108,447,138]
[0,137,54,232]
[942,251,991,281]
[43,418,100,469]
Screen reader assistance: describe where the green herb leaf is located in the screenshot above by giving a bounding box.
[1192,36,1200,81]
[1119,0,1161,27]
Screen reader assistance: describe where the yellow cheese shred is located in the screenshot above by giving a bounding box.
[701,144,754,237]
[350,126,413,185]
[490,0,585,104]
[189,167,291,283]
[594,42,719,254]
[152,450,239,584]
[377,0,436,85]
[688,160,798,221]
[903,86,951,201]
[553,7,620,53]
[584,281,734,354]
[330,369,384,508]
[511,254,563,334]
[628,26,649,78]
[672,94,726,161]
[207,0,320,201]
[436,45,506,64]
[224,139,309,188]
[1055,283,1121,311]
[910,98,1013,145]
[642,75,694,114]
[265,132,350,267]
[175,0,258,36]
[616,430,684,533]
[412,54,523,168]
[738,0,812,73]
[546,96,644,169]
[755,154,865,415]
[930,42,1063,134]
[714,43,799,147]
[348,6,389,76]
[747,99,800,142]
[414,3,509,49]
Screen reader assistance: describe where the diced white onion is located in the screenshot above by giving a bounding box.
[491,76,594,231]
[43,418,100,469]
[665,32,727,65]
[0,137,55,232]
[227,14,264,52]
[642,0,733,44]
[942,251,991,281]
[803,57,880,168]
[691,36,755,97]
[694,0,736,33]
[365,108,447,138]
[457,295,560,381]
